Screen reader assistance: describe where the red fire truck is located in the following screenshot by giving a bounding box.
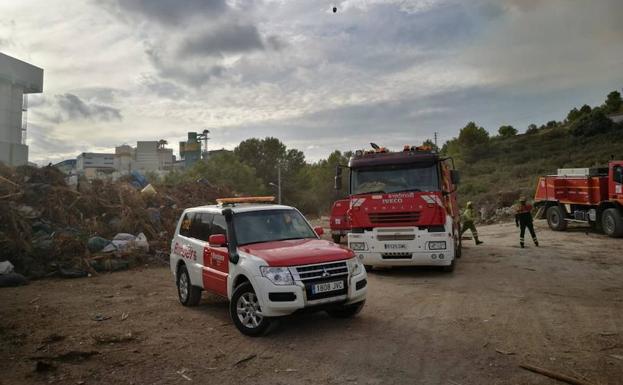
[534,161,623,237]
[330,145,462,271]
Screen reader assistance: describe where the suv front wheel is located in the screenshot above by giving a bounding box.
[230,282,272,336]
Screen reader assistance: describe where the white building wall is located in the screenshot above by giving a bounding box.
[0,53,43,166]
[135,141,160,171]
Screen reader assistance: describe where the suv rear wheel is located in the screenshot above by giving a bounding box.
[177,264,202,306]
[230,282,272,336]
[326,301,365,318]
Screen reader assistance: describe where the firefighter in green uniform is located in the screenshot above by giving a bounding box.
[515,197,539,248]
[460,201,483,245]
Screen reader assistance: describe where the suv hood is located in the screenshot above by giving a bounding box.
[240,239,354,267]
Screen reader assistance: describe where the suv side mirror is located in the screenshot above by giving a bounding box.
[209,234,227,246]
[450,170,460,185]
[334,166,343,190]
[314,226,324,236]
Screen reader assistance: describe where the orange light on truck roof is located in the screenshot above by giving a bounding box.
[216,196,276,205]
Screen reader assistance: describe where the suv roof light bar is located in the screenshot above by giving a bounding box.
[216,196,276,206]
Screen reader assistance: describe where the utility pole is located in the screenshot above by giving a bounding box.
[434,132,438,149]
[277,164,282,205]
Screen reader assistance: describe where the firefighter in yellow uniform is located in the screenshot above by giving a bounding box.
[460,201,483,245]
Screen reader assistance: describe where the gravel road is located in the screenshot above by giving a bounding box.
[1,221,622,385]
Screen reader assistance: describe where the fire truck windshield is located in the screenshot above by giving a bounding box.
[350,163,439,195]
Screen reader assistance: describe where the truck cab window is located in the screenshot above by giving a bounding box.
[350,163,439,195]
[614,166,623,184]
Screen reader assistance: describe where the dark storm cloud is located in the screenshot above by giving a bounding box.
[110,0,227,25]
[179,23,265,57]
[145,46,224,87]
[56,94,122,121]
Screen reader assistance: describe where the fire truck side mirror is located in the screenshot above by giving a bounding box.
[334,166,343,190]
[450,170,461,185]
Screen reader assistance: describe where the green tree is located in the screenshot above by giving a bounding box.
[525,124,539,135]
[458,122,489,147]
[187,152,263,195]
[567,108,581,122]
[579,104,592,115]
[604,90,622,113]
[570,109,614,137]
[422,139,439,151]
[498,125,517,137]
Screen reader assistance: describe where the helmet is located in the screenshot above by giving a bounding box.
[466,201,473,208]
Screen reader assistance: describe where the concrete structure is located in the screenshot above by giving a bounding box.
[0,53,43,166]
[75,140,174,180]
[135,140,173,172]
[608,112,623,124]
[76,152,116,179]
[179,132,202,168]
[53,159,76,174]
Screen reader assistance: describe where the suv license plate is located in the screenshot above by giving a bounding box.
[312,280,344,294]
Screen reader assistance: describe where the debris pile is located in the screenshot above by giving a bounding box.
[0,164,228,280]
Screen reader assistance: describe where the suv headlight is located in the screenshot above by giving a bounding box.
[348,257,364,276]
[260,266,294,285]
[428,241,446,250]
[349,241,367,251]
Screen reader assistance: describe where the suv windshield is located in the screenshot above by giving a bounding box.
[351,163,439,195]
[234,209,317,245]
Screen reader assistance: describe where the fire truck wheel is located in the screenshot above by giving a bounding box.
[177,264,202,307]
[230,282,272,336]
[326,301,365,318]
[602,208,623,237]
[546,206,568,231]
[442,259,455,273]
[332,234,341,243]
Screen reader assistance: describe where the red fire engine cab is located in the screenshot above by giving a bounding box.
[534,161,623,237]
[330,144,462,271]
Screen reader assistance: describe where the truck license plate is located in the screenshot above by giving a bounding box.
[384,244,407,250]
[312,280,344,294]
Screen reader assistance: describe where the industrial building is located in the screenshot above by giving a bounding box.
[69,140,175,180]
[0,52,43,166]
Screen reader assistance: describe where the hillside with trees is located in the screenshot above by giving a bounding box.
[443,90,623,207]
[163,90,623,215]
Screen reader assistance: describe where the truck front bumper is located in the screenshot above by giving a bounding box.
[348,226,455,267]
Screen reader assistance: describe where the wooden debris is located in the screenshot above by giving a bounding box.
[234,354,257,366]
[519,364,595,385]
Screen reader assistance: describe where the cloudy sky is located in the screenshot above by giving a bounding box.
[1,0,622,164]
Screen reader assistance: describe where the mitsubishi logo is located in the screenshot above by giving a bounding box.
[322,268,330,278]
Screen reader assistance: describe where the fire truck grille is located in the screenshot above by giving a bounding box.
[368,211,421,225]
[377,234,416,241]
[295,261,348,281]
[381,252,413,259]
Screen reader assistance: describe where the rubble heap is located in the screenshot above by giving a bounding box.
[0,164,228,280]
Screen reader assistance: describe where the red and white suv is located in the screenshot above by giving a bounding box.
[169,197,367,336]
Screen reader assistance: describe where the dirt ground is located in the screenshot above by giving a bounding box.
[1,221,622,385]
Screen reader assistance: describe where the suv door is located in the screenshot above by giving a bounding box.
[184,212,213,286]
[203,213,230,297]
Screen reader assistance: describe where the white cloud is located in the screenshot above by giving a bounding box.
[0,0,621,164]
